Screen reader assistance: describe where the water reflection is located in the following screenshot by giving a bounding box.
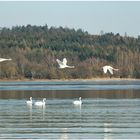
[0,89,140,99]
[60,128,68,140]
[35,104,46,120]
[27,104,32,120]
[74,103,82,111]
[42,105,45,120]
[104,123,112,139]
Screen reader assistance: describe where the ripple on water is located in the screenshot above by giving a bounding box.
[0,98,140,139]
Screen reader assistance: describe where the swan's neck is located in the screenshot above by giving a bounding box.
[113,68,119,71]
[67,65,74,68]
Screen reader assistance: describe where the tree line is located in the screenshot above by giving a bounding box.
[0,24,140,79]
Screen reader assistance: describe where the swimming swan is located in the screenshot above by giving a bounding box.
[35,98,46,106]
[56,58,75,69]
[0,58,12,62]
[103,65,119,75]
[73,97,82,105]
[26,97,32,104]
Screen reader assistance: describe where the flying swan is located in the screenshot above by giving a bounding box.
[56,58,75,69]
[103,65,119,75]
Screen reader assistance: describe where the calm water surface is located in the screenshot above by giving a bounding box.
[0,80,140,139]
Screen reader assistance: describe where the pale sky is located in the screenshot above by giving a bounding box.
[0,1,140,37]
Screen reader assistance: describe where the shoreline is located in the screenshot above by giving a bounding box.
[0,77,139,82]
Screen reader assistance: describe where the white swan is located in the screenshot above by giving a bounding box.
[56,58,75,69]
[103,65,119,75]
[0,58,12,62]
[26,97,32,104]
[35,98,46,106]
[73,97,82,105]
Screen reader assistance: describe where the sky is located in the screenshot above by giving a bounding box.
[0,1,140,37]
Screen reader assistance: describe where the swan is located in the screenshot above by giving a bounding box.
[56,58,75,69]
[73,97,82,105]
[102,65,119,75]
[0,58,12,62]
[35,98,46,106]
[26,97,32,104]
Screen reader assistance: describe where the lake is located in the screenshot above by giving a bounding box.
[0,80,140,139]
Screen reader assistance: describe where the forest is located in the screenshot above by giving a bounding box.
[0,24,140,79]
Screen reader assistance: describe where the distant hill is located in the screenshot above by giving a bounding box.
[0,25,140,79]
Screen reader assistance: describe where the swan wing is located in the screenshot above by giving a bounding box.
[35,98,46,106]
[73,101,79,105]
[35,101,42,106]
[26,101,32,104]
[73,100,82,105]
[108,68,113,75]
[56,59,63,65]
[63,58,67,65]
[103,66,108,74]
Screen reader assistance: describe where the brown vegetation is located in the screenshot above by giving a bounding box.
[0,25,140,79]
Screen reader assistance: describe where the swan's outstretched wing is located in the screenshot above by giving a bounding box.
[108,68,113,75]
[63,58,67,65]
[103,66,108,74]
[56,59,63,65]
